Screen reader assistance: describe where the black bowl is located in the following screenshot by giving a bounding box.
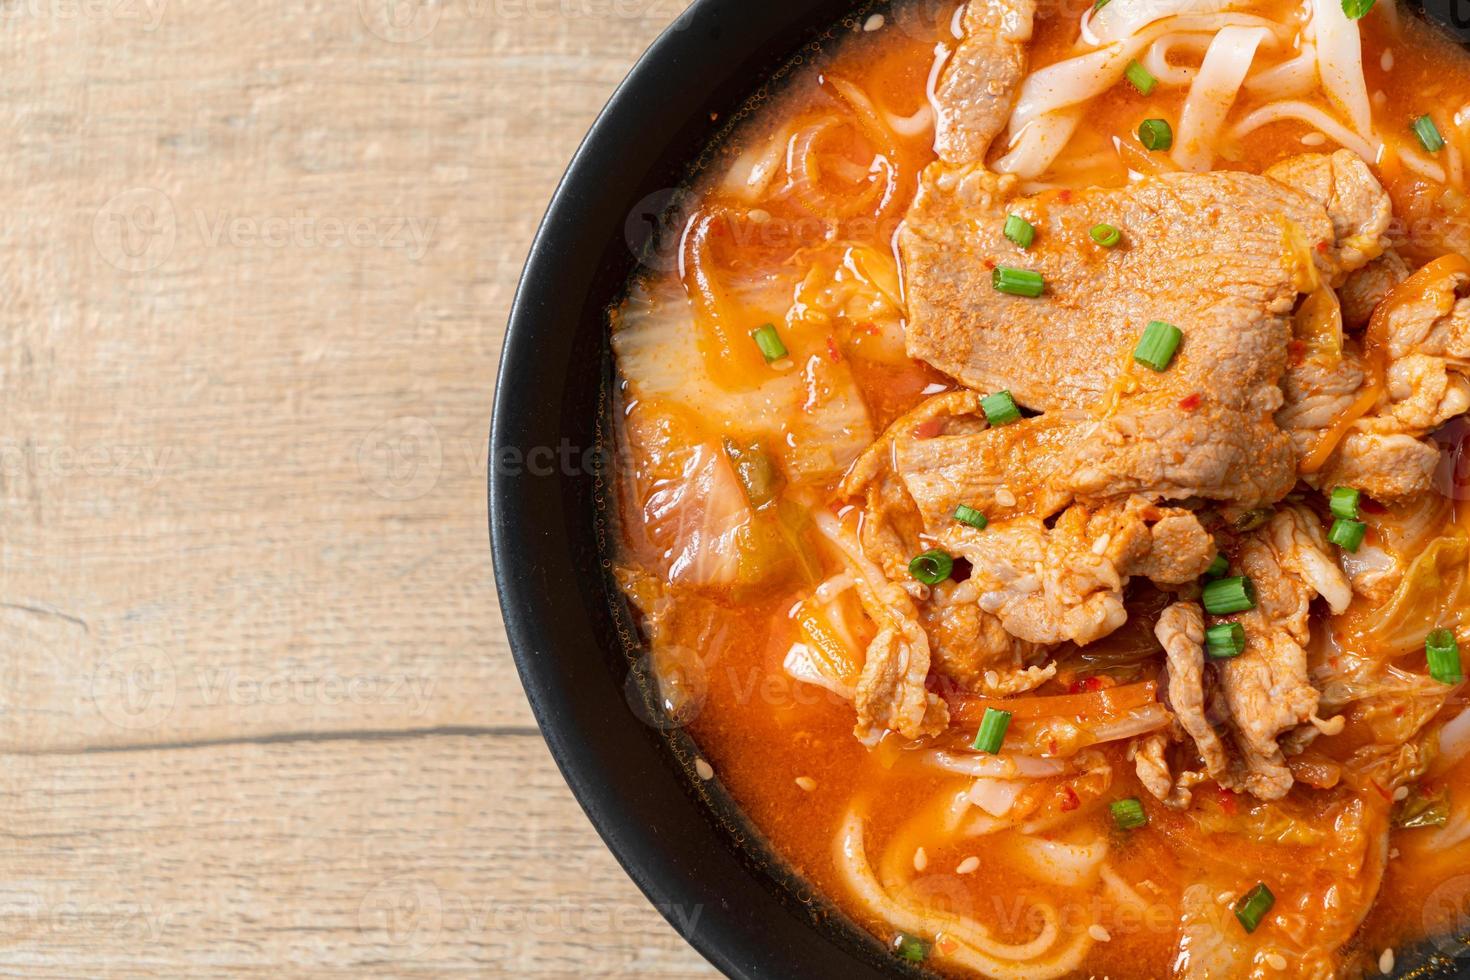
[491,1,1470,977]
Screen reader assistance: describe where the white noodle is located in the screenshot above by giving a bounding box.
[1089,0,1257,46]
[924,750,1067,778]
[1172,26,1272,171]
[884,103,935,138]
[994,110,1083,178]
[969,777,1029,817]
[834,811,1093,976]
[1010,836,1109,887]
[1311,0,1372,138]
[1243,43,1318,99]
[1228,100,1381,161]
[1141,33,1213,87]
[1398,142,1448,184]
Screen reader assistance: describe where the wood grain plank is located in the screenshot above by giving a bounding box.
[0,0,687,749]
[0,733,716,977]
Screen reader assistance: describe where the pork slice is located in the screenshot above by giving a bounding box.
[1316,430,1441,501]
[1216,506,1346,800]
[902,168,1330,414]
[933,0,1035,166]
[1154,602,1230,789]
[923,578,1055,695]
[894,412,1077,527]
[1265,150,1392,278]
[1339,250,1409,329]
[939,497,1212,647]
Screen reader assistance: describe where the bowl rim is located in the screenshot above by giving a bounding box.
[491,2,1470,978]
[490,2,904,977]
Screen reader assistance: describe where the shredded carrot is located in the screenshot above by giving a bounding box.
[1301,254,1470,474]
[947,680,1157,724]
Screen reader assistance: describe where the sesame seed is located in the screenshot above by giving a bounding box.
[1216,890,1234,905]
[1373,90,1388,108]
[1088,924,1112,942]
[748,208,771,224]
[795,776,817,792]
[914,847,928,871]
[1264,952,1287,971]
[1381,49,1395,71]
[1301,133,1326,146]
[695,758,714,780]
[1393,785,1409,801]
[863,13,885,31]
[995,487,1017,507]
[1380,948,1394,974]
[956,856,980,874]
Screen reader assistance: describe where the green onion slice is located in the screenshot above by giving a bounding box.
[1004,214,1035,249]
[1329,486,1361,520]
[1341,0,1374,18]
[1203,575,1257,615]
[1428,628,1463,684]
[1110,797,1148,830]
[894,933,930,963]
[992,265,1045,297]
[1328,517,1366,553]
[1124,60,1157,96]
[1204,553,1229,579]
[972,707,1011,754]
[750,323,787,362]
[1234,883,1275,933]
[1089,223,1122,247]
[980,390,1022,427]
[1205,622,1246,659]
[1134,320,1182,371]
[954,504,989,530]
[908,549,954,586]
[1414,114,1446,154]
[1139,118,1173,151]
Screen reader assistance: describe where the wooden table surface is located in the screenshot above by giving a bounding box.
[1,1,714,975]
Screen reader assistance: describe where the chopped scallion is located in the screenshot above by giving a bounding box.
[1341,0,1374,18]
[1202,575,1256,615]
[1124,60,1157,96]
[1328,517,1366,552]
[1234,883,1274,933]
[750,323,787,362]
[1089,223,1122,248]
[954,504,989,530]
[1110,797,1148,830]
[908,549,954,586]
[992,265,1045,297]
[1204,554,1229,579]
[980,390,1022,427]
[1414,114,1446,154]
[972,707,1011,754]
[1004,214,1035,249]
[1329,486,1361,520]
[1139,117,1173,151]
[1205,622,1246,659]
[1428,628,1463,684]
[894,933,930,963]
[1133,320,1182,371]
